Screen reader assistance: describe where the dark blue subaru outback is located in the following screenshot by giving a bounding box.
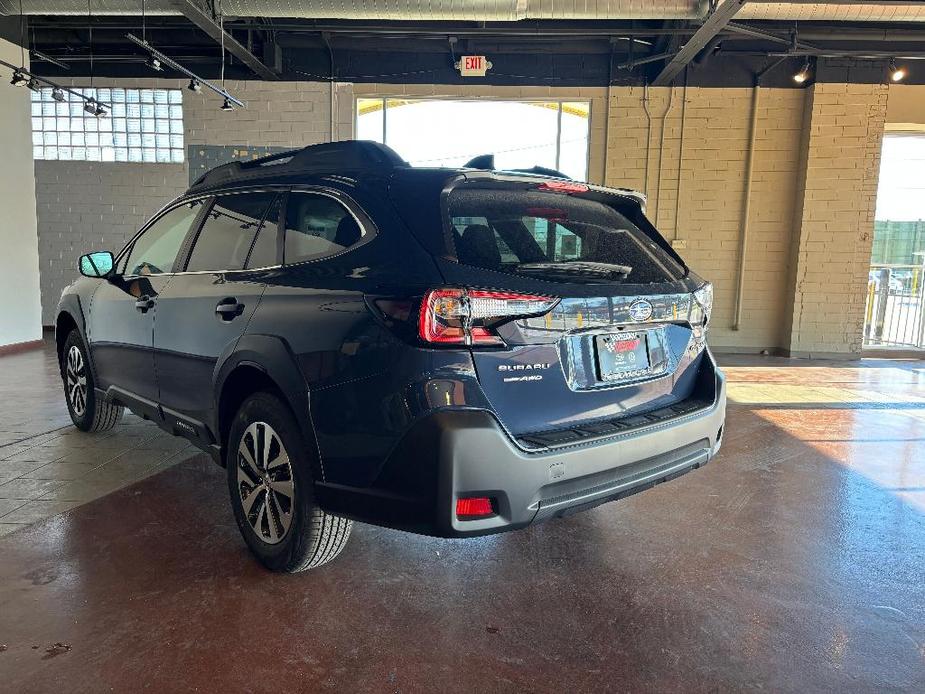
[56,141,725,572]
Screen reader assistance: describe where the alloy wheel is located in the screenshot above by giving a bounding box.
[66,345,87,417]
[236,421,295,545]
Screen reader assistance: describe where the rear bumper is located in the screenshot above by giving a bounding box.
[317,359,726,538]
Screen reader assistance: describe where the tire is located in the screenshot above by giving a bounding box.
[61,330,123,432]
[226,392,352,572]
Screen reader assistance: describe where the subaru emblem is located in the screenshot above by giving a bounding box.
[629,299,653,322]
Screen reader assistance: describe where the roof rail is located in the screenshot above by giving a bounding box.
[188,140,408,192]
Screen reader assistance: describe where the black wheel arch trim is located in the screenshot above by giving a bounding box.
[56,294,100,387]
[212,333,324,482]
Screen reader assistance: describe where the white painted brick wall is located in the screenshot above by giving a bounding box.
[35,77,351,324]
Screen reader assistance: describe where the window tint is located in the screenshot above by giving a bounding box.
[448,187,684,284]
[247,196,281,269]
[186,193,277,272]
[284,193,363,264]
[123,202,202,275]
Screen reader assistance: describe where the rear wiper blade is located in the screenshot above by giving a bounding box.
[517,261,633,280]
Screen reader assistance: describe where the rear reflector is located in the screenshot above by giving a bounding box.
[456,497,495,519]
[419,288,558,347]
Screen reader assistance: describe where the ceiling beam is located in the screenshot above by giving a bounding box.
[169,0,279,80]
[652,0,749,86]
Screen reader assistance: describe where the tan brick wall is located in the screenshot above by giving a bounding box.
[785,83,888,356]
[605,86,806,352]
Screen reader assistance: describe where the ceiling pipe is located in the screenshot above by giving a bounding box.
[731,56,785,332]
[727,48,925,60]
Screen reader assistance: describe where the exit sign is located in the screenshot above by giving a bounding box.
[457,55,492,77]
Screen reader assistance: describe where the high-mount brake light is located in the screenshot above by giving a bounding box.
[536,180,589,194]
[418,288,559,347]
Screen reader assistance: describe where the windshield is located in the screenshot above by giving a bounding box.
[447,185,684,284]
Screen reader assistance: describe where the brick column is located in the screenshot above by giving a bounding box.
[782,83,888,358]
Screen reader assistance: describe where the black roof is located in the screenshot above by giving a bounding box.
[187,140,408,194]
[185,139,644,206]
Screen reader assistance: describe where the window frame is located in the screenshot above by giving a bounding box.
[116,198,211,278]
[280,187,377,266]
[179,190,284,274]
[114,184,376,278]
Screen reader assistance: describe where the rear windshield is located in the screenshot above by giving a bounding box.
[447,186,684,284]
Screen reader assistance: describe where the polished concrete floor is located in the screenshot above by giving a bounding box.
[0,342,923,692]
[0,343,194,536]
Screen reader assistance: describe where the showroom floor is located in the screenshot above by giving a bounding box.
[0,341,923,692]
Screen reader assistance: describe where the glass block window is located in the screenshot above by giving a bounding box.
[31,87,184,163]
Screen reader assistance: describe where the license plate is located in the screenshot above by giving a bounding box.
[596,331,651,381]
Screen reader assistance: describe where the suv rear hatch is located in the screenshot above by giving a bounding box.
[391,172,713,444]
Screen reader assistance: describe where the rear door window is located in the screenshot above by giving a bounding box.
[283,192,365,264]
[448,186,684,284]
[186,192,278,272]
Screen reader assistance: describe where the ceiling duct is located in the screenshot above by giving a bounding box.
[740,2,925,23]
[1,0,705,20]
[3,0,924,22]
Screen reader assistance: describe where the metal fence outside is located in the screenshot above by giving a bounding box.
[863,261,925,349]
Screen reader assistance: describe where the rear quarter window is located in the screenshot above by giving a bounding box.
[283,192,365,264]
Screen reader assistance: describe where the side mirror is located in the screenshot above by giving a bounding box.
[78,251,115,278]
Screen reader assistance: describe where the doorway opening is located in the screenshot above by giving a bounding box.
[355,98,591,181]
[863,132,925,350]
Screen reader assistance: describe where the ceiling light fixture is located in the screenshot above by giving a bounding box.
[146,56,163,72]
[221,97,235,112]
[793,60,811,84]
[889,58,906,82]
[125,33,245,110]
[1,58,111,113]
[187,78,201,93]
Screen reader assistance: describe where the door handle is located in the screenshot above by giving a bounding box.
[135,295,155,313]
[215,297,245,321]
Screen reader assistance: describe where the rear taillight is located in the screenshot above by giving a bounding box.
[418,288,559,347]
[691,282,713,331]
